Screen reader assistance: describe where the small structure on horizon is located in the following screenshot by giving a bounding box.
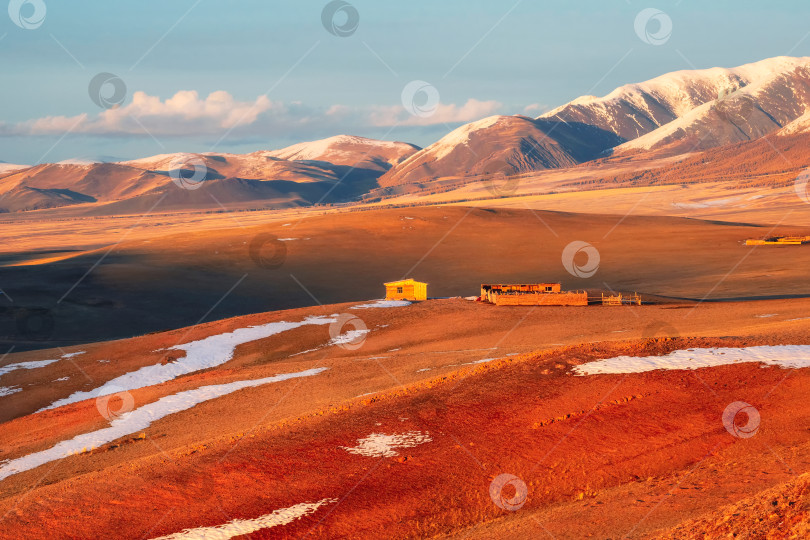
[384,278,428,301]
[745,235,810,246]
[480,283,587,306]
[601,292,641,306]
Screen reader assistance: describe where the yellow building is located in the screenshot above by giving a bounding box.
[384,278,428,301]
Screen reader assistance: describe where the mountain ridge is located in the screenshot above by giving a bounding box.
[376,55,810,189]
[0,136,420,213]
[5,55,810,214]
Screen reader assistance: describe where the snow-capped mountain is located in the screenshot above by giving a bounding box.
[119,136,419,177]
[542,57,810,143]
[379,115,622,188]
[5,55,810,212]
[264,135,419,172]
[380,56,810,188]
[0,136,419,213]
[614,57,810,153]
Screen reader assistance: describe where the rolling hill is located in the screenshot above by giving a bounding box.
[0,136,420,214]
[377,115,623,189]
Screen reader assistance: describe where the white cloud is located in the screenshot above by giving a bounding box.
[5,91,503,140]
[21,91,275,137]
[522,103,549,115]
[401,99,502,126]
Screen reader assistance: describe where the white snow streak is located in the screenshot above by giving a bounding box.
[0,368,328,481]
[40,316,336,411]
[351,300,411,309]
[150,498,336,540]
[574,345,810,375]
[0,351,84,378]
[0,386,21,397]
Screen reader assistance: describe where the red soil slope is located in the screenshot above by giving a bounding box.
[0,299,809,538]
[658,473,810,539]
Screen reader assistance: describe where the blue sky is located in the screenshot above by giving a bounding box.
[1,0,809,163]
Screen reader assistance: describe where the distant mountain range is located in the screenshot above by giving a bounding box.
[3,56,810,214]
[0,136,419,213]
[380,56,810,189]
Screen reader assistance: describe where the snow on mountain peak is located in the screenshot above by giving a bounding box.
[542,56,810,125]
[118,152,206,169]
[615,57,810,152]
[267,134,415,164]
[779,110,810,135]
[423,115,505,161]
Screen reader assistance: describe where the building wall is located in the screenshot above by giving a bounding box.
[481,284,561,300]
[385,282,427,301]
[492,292,588,306]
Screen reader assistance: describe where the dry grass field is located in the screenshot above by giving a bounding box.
[1,186,810,539]
[2,204,810,350]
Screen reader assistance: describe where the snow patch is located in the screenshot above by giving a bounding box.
[574,345,810,375]
[0,387,21,398]
[118,152,203,168]
[287,347,321,358]
[327,329,370,347]
[150,498,337,540]
[779,110,810,135]
[341,431,432,458]
[0,351,84,378]
[0,368,328,481]
[56,158,102,166]
[40,317,336,411]
[0,358,59,378]
[266,134,408,163]
[351,300,411,309]
[461,358,496,366]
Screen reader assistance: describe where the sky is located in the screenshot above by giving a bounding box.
[1,0,809,164]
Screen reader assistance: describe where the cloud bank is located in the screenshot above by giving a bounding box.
[1,91,502,140]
